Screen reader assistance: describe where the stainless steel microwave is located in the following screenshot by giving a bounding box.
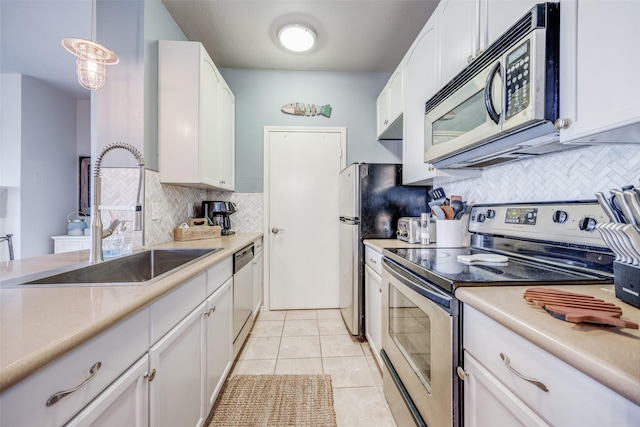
[424,3,564,169]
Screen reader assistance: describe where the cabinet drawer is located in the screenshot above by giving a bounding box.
[206,257,232,296]
[150,272,207,344]
[0,308,148,427]
[463,305,639,426]
[364,246,383,276]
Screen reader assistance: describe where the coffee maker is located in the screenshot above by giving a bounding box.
[202,201,236,235]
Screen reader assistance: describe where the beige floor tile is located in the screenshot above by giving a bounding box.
[231,359,276,375]
[321,335,365,357]
[278,335,321,358]
[322,356,375,388]
[333,386,397,427]
[250,320,284,337]
[274,357,324,375]
[319,318,349,335]
[238,336,281,360]
[256,310,287,321]
[317,309,342,319]
[285,309,318,320]
[282,319,319,336]
[365,354,383,386]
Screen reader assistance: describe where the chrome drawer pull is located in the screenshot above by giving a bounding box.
[46,361,102,406]
[500,353,549,392]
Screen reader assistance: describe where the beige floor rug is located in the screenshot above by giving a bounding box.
[209,374,337,427]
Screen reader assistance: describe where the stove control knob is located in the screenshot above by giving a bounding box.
[552,210,568,223]
[486,209,496,219]
[579,217,597,232]
[477,213,486,223]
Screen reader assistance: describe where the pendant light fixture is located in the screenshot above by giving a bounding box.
[278,24,317,52]
[62,0,118,91]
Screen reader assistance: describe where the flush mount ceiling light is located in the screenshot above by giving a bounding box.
[62,0,118,91]
[278,24,317,52]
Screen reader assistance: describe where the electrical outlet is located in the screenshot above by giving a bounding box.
[187,202,194,217]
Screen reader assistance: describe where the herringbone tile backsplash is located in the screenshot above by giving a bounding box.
[434,144,640,204]
[103,144,637,247]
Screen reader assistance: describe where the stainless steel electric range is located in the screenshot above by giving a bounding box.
[380,201,615,427]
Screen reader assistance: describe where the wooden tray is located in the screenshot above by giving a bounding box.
[523,288,638,329]
[174,225,221,241]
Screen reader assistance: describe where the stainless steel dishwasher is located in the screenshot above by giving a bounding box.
[233,243,254,357]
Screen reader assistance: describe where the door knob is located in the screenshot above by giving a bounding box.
[271,227,284,234]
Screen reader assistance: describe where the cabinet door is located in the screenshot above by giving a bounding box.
[387,64,404,125]
[200,54,222,187]
[376,89,390,138]
[364,264,383,369]
[205,279,233,411]
[402,20,439,185]
[219,82,235,190]
[481,0,541,49]
[559,0,640,143]
[149,302,206,427]
[463,351,550,427]
[439,0,478,84]
[65,355,149,427]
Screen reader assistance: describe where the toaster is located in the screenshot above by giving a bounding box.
[396,217,421,243]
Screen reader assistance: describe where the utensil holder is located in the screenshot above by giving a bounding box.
[613,262,640,308]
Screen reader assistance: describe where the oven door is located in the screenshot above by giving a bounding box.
[382,258,459,427]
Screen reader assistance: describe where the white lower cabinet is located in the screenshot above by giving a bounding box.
[1,256,238,427]
[204,279,233,409]
[149,301,207,427]
[364,246,383,369]
[462,305,639,427]
[65,355,150,427]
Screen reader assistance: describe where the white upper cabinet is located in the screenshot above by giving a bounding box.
[438,0,478,85]
[402,11,480,185]
[558,0,640,144]
[481,0,542,49]
[159,40,235,191]
[377,63,404,140]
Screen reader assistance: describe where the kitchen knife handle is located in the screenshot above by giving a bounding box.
[499,353,549,392]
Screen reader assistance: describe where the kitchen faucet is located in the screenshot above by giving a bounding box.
[90,142,145,263]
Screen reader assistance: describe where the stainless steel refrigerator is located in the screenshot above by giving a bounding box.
[338,163,429,339]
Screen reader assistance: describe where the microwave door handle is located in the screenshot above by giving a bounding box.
[484,62,501,124]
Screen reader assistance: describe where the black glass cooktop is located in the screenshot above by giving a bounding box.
[383,247,612,293]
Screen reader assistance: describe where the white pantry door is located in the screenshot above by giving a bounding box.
[265,127,346,310]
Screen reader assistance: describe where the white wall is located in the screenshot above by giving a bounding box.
[0,75,22,261]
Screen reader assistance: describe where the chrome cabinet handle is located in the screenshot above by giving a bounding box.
[369,258,377,264]
[144,368,156,382]
[271,227,284,234]
[204,306,216,317]
[46,362,102,406]
[500,353,549,392]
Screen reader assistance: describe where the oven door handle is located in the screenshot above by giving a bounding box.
[382,258,453,310]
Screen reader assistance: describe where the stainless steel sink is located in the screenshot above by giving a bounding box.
[17,248,220,286]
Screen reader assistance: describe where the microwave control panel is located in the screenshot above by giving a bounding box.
[505,40,531,119]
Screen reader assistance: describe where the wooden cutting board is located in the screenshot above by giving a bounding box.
[523,288,639,329]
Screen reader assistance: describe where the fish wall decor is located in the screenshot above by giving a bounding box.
[281,103,332,118]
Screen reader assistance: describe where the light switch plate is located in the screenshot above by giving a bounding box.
[151,203,160,221]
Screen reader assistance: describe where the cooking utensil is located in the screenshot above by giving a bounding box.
[605,223,637,265]
[441,205,455,220]
[595,192,619,223]
[622,190,640,225]
[431,205,446,220]
[611,189,636,225]
[450,200,465,219]
[428,187,446,207]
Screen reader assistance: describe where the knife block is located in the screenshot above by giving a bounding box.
[613,262,640,308]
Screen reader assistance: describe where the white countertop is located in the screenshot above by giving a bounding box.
[0,233,261,392]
